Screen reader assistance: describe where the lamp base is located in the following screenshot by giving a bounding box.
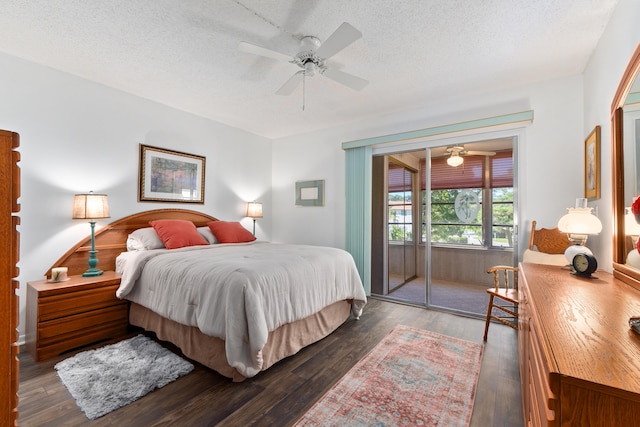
[82,268,104,277]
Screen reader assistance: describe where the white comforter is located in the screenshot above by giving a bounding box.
[116,242,367,378]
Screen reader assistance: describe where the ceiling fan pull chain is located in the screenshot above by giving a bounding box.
[302,70,306,111]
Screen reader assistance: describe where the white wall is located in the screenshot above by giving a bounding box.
[0,52,273,340]
[583,0,640,272]
[272,75,585,261]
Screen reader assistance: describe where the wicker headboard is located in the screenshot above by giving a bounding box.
[47,208,218,277]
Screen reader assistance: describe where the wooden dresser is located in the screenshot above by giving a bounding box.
[0,130,19,426]
[519,262,640,426]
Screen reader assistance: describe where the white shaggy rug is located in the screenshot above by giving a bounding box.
[55,334,194,420]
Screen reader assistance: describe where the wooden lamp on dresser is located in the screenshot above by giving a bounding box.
[1,130,20,426]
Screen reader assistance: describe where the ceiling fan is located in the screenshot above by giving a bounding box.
[442,146,496,167]
[238,22,369,96]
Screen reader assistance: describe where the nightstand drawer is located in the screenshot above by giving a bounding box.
[26,271,129,361]
[38,303,129,343]
[38,284,122,321]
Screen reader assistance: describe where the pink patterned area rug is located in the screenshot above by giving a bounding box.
[294,325,483,426]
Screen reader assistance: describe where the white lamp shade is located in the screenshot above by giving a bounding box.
[447,153,464,167]
[557,207,602,235]
[246,201,263,218]
[73,193,110,219]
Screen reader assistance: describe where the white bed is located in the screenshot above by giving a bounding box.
[116,241,367,379]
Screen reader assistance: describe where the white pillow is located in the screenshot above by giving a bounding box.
[522,249,567,266]
[197,226,218,244]
[126,227,165,251]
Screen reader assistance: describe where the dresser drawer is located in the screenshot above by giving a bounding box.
[529,323,557,425]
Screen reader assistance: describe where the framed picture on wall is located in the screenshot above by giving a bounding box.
[584,125,600,200]
[295,180,325,207]
[138,144,205,203]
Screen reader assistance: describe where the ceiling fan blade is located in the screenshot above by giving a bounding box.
[315,22,362,59]
[322,68,368,91]
[276,71,304,95]
[464,150,496,156]
[238,41,292,62]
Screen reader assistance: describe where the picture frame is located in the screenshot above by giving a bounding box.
[138,144,205,203]
[584,125,601,200]
[295,180,325,207]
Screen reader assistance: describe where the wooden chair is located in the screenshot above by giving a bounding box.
[483,266,519,341]
[527,220,572,254]
[483,221,571,340]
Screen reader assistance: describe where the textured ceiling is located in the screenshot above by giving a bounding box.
[0,0,619,139]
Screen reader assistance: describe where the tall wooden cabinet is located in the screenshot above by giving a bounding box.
[0,130,20,426]
[519,262,640,426]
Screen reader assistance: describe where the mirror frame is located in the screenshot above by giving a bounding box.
[612,43,640,289]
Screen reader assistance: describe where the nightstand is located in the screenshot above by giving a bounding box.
[26,271,129,361]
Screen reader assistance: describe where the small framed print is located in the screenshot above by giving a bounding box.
[584,126,600,200]
[295,180,325,207]
[138,144,205,203]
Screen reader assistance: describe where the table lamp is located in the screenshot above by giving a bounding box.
[246,201,262,236]
[557,198,602,263]
[73,192,110,276]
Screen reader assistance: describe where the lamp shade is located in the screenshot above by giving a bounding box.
[557,207,602,235]
[73,193,110,220]
[447,153,464,167]
[246,201,263,219]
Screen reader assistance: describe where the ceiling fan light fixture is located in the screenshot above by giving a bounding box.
[304,62,317,76]
[447,153,464,167]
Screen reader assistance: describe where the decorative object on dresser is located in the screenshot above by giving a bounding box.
[72,191,110,277]
[55,334,193,420]
[138,144,205,203]
[483,265,518,341]
[0,129,20,426]
[26,271,128,361]
[557,197,602,273]
[519,262,640,426]
[294,325,482,426]
[246,201,262,235]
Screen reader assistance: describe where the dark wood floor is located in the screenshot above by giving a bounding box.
[17,298,522,426]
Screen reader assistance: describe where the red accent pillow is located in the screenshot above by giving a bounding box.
[207,221,256,243]
[149,220,209,249]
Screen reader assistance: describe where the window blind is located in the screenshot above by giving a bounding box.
[421,150,513,190]
[427,156,484,190]
[490,151,514,188]
[388,162,412,192]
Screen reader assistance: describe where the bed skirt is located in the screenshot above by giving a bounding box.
[129,300,352,382]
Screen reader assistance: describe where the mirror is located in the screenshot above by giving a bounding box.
[612,43,640,288]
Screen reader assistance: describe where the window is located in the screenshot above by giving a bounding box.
[421,150,513,247]
[388,162,413,242]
